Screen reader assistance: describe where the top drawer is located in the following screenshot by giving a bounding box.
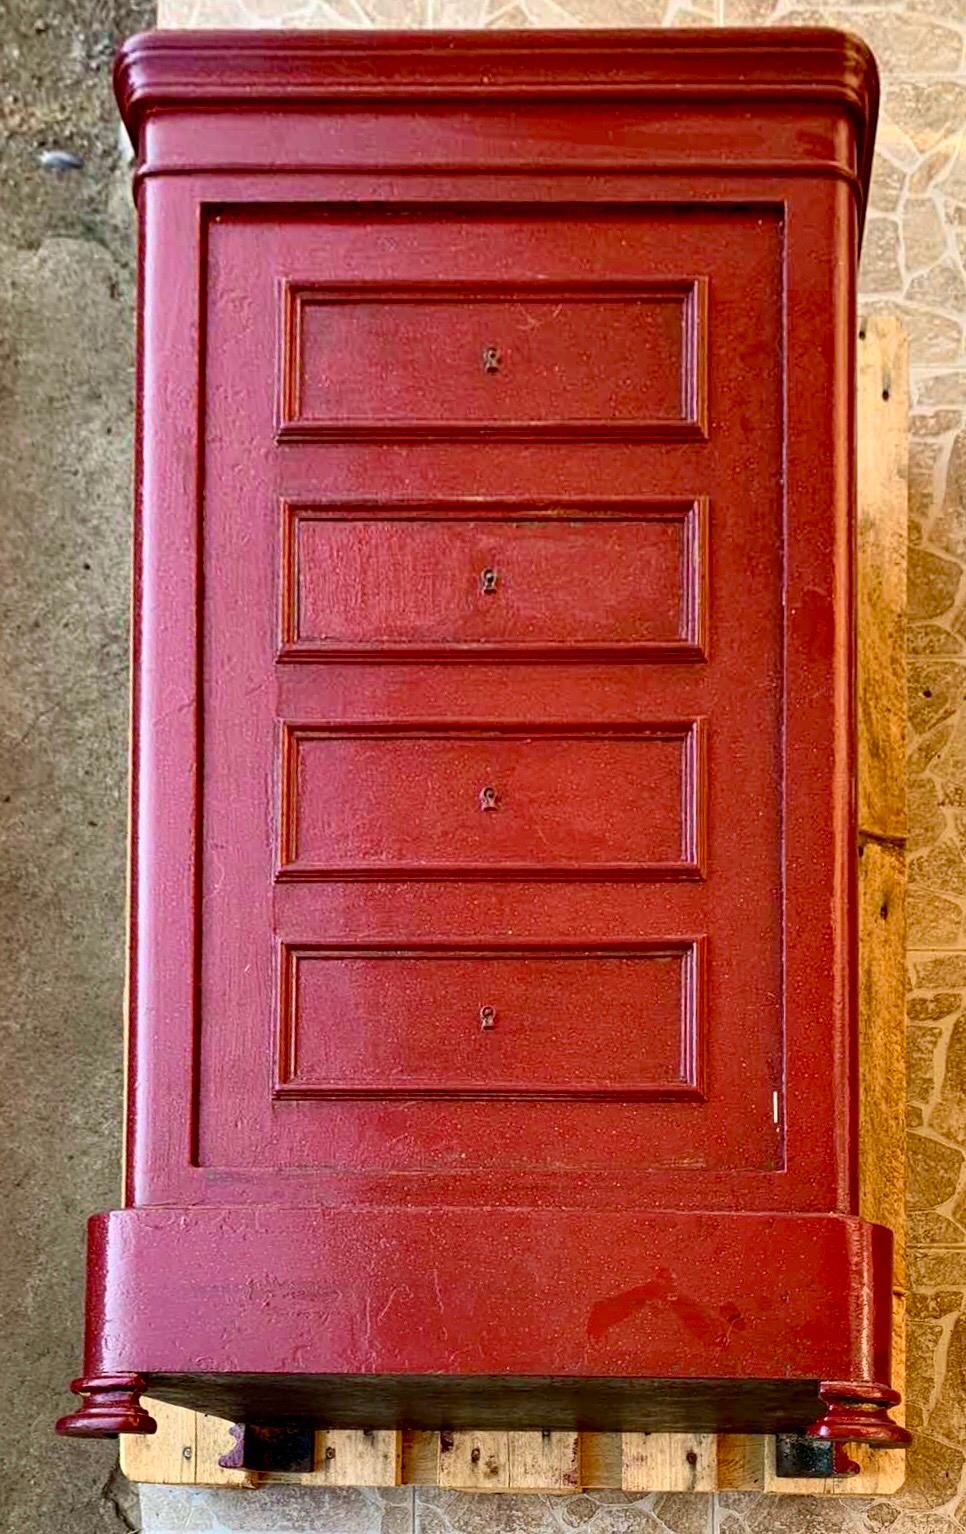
[279,278,707,441]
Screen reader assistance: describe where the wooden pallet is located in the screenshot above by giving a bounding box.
[119,315,909,1497]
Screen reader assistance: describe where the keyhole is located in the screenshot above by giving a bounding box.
[479,785,498,811]
[480,568,498,595]
[479,1005,496,1031]
[481,345,501,374]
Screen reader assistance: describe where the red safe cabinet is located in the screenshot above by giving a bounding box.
[59,28,911,1459]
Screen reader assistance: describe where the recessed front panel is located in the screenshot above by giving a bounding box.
[195,205,787,1193]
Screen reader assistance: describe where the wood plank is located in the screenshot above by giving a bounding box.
[857,313,909,844]
[437,1431,509,1491]
[856,314,909,1286]
[715,1434,765,1491]
[578,1432,621,1489]
[119,1400,196,1486]
[120,1401,258,1488]
[508,1432,581,1492]
[858,837,908,1285]
[402,1430,442,1485]
[621,1433,717,1493]
[308,1430,402,1486]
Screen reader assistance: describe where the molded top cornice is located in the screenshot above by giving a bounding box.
[114,27,878,218]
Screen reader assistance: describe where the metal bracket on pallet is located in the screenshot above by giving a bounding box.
[774,1435,860,1479]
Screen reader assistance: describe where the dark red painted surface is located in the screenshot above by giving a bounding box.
[58,29,907,1447]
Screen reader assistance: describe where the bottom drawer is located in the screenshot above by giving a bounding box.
[275,941,703,1101]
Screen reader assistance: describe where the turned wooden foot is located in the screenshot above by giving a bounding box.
[56,1375,157,1438]
[806,1381,912,1449]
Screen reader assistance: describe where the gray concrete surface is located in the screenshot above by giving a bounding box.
[0,2,152,1529]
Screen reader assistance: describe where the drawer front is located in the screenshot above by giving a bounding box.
[281,501,705,662]
[280,279,706,440]
[279,723,705,880]
[277,943,703,1100]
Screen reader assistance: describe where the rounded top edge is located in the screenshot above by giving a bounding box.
[114,24,878,214]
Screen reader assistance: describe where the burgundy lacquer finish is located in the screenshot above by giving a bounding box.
[59,29,906,1444]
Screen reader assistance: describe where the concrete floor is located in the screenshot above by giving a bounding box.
[0,2,152,1528]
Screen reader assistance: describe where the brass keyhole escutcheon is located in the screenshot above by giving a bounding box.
[479,1005,496,1031]
[480,567,498,595]
[481,345,501,374]
[479,785,498,811]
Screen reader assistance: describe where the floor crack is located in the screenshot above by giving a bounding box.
[100,1461,140,1533]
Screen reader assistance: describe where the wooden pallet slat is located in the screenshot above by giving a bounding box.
[509,1432,582,1492]
[313,1430,403,1487]
[621,1433,717,1493]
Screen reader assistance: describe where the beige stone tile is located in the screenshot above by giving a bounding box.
[416,1490,713,1534]
[911,954,966,989]
[911,142,961,198]
[909,546,963,625]
[937,136,966,206]
[929,1013,966,1143]
[150,1485,415,1532]
[863,215,904,292]
[906,1320,946,1431]
[713,1491,873,1531]
[884,80,966,162]
[926,1312,966,1446]
[139,1486,219,1530]
[890,1515,965,1533]
[929,431,966,563]
[908,261,966,316]
[910,623,966,657]
[870,152,909,215]
[908,1210,966,1247]
[911,411,964,442]
[908,721,954,783]
[909,662,966,740]
[908,1289,965,1318]
[431,0,488,23]
[910,838,966,895]
[908,1023,946,1103]
[861,13,964,74]
[910,1248,966,1288]
[905,200,949,274]
[897,307,963,366]
[908,1131,964,1209]
[914,375,966,413]
[908,990,963,1021]
[899,1428,966,1508]
[909,773,946,850]
[908,888,964,945]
